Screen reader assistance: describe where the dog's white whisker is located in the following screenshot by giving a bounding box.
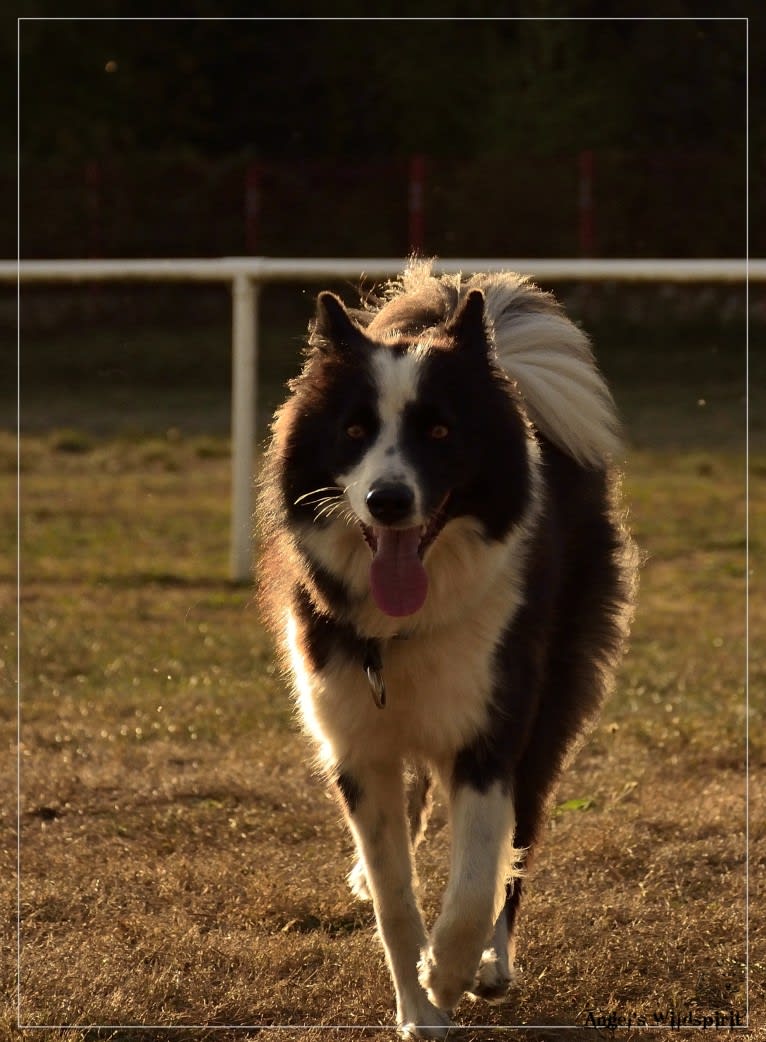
[315,502,345,522]
[336,508,359,529]
[294,486,343,506]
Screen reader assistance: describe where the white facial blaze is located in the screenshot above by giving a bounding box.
[339,348,427,525]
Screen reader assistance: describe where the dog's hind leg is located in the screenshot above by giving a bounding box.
[473,878,522,1000]
[471,743,569,1001]
[406,761,433,849]
[336,762,452,1039]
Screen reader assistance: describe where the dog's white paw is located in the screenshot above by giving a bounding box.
[347,859,371,901]
[398,993,453,1040]
[470,946,517,1002]
[419,943,474,1015]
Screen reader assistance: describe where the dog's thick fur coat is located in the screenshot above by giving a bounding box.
[257,261,637,1038]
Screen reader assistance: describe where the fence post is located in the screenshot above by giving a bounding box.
[578,149,595,255]
[230,271,258,582]
[85,160,103,258]
[245,162,260,254]
[408,154,426,254]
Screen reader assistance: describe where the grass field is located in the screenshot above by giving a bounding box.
[2,304,763,1041]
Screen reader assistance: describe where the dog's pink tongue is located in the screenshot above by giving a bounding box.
[370,526,427,617]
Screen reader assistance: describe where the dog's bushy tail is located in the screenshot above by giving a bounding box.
[383,260,622,468]
[472,270,621,467]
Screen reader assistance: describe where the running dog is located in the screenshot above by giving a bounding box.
[256,260,637,1038]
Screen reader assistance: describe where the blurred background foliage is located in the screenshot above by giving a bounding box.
[6,9,755,260]
[14,12,749,158]
[5,5,758,438]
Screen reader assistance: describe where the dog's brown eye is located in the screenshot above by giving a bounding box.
[429,424,449,439]
[346,424,366,439]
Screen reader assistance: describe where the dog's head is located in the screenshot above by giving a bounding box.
[272,289,535,618]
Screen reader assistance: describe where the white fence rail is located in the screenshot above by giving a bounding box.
[5,256,762,580]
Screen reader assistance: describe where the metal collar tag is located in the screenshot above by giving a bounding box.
[363,642,386,709]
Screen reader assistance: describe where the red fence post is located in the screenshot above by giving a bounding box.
[85,160,102,257]
[245,162,260,254]
[408,154,426,255]
[578,149,595,256]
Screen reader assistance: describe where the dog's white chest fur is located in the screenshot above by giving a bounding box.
[286,512,538,769]
[289,615,492,767]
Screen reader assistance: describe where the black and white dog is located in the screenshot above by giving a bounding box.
[257,261,636,1038]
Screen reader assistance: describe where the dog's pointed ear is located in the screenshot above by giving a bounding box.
[314,291,368,356]
[447,289,489,355]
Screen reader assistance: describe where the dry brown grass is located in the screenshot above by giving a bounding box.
[1,431,762,1041]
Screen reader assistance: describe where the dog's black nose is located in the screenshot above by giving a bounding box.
[366,483,415,525]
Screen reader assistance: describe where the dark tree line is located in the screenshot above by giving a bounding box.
[6,7,757,259]
[15,12,749,163]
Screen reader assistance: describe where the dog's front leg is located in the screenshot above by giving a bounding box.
[421,780,516,1012]
[336,762,452,1039]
